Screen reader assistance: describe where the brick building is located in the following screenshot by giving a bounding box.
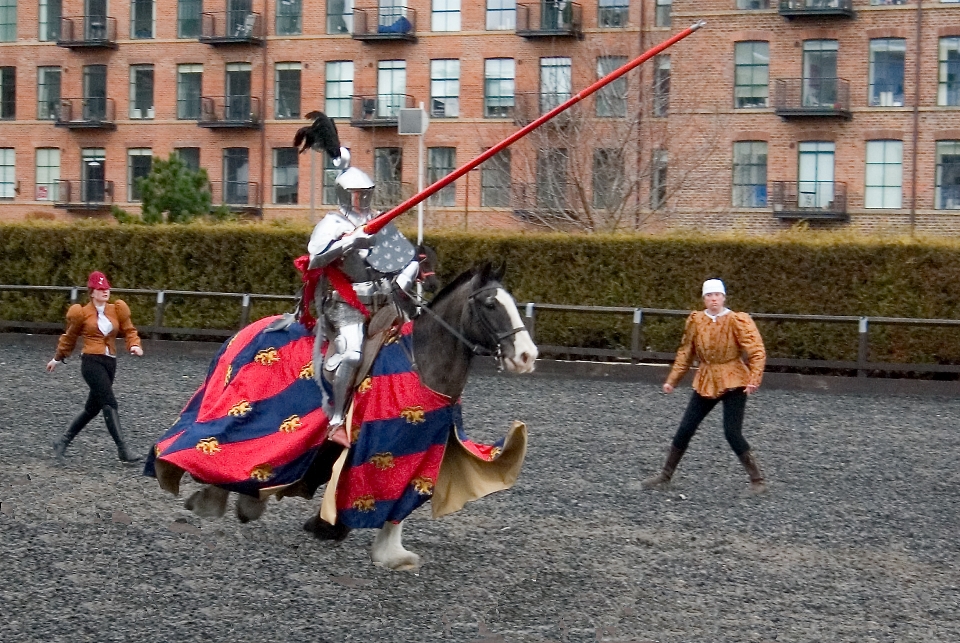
[0,1,958,235]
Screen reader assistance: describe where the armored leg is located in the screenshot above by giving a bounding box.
[322,321,365,429]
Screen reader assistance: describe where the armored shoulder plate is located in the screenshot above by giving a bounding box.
[307,212,355,256]
[366,223,416,273]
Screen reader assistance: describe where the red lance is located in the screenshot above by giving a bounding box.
[362,20,706,236]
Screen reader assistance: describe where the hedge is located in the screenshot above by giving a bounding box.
[3,220,960,366]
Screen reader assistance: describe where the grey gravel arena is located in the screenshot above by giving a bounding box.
[1,334,958,643]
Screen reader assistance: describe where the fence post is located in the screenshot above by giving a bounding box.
[524,302,536,343]
[69,287,78,304]
[857,316,869,378]
[153,291,166,339]
[631,308,643,364]
[240,294,251,328]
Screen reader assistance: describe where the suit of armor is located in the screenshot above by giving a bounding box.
[307,149,419,429]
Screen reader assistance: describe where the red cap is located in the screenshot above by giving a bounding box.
[87,271,111,290]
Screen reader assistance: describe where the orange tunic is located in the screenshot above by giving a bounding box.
[665,310,766,399]
[54,300,141,361]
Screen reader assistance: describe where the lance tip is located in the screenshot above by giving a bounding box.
[691,20,706,31]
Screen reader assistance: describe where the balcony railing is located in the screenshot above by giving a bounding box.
[779,0,855,18]
[513,92,578,126]
[56,16,118,48]
[774,78,852,119]
[207,181,261,213]
[53,180,115,211]
[771,181,848,220]
[54,98,117,130]
[198,96,262,129]
[350,94,415,127]
[199,11,265,45]
[516,2,583,39]
[352,6,416,41]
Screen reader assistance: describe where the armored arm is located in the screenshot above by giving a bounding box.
[307,215,374,270]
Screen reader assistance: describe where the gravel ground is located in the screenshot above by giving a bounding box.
[1,334,958,643]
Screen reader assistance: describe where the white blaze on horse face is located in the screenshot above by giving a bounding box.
[494,288,538,373]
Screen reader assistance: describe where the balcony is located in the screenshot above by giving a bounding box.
[774,78,852,120]
[207,181,261,215]
[516,2,583,39]
[53,180,115,211]
[771,181,848,220]
[198,96,262,129]
[199,11,265,45]
[56,16,118,49]
[513,92,578,127]
[350,94,414,128]
[778,0,855,19]
[54,98,116,130]
[352,6,417,42]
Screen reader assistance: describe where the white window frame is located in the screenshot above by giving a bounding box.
[864,140,903,209]
[0,0,15,42]
[36,148,60,201]
[129,64,155,119]
[272,147,299,204]
[484,58,515,117]
[177,64,203,120]
[432,0,460,31]
[427,147,456,206]
[935,141,960,209]
[430,59,459,118]
[131,0,156,39]
[0,147,14,198]
[325,61,354,119]
[127,148,152,202]
[274,62,302,119]
[377,60,407,118]
[37,66,61,120]
[486,0,515,30]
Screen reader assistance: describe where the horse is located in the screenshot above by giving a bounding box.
[149,262,537,571]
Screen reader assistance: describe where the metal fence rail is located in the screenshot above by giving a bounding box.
[3,284,960,377]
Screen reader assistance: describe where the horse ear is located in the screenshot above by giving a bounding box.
[493,259,507,282]
[475,261,494,285]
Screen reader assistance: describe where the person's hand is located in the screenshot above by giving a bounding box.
[130,345,143,357]
[745,384,759,395]
[345,229,374,250]
[46,359,60,373]
[662,383,674,394]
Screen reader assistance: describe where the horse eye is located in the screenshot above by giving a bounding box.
[483,297,497,309]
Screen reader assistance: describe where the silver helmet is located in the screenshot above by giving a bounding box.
[334,149,375,214]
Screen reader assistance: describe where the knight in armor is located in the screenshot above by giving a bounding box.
[306,148,420,435]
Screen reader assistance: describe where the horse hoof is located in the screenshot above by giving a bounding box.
[373,551,421,572]
[235,494,268,524]
[184,486,229,519]
[303,516,351,541]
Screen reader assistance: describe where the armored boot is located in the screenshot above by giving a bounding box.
[102,406,142,464]
[737,450,767,495]
[53,409,98,460]
[642,445,685,489]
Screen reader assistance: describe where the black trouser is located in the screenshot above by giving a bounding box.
[671,388,750,456]
[80,353,118,416]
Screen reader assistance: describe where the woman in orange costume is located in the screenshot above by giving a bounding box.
[46,271,143,463]
[643,278,768,494]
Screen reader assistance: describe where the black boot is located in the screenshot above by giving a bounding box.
[102,406,142,464]
[53,410,97,460]
[642,445,686,489]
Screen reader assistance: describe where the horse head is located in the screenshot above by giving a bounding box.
[416,244,441,294]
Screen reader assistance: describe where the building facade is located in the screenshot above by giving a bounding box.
[0,1,958,234]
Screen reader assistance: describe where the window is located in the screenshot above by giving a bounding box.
[36,148,60,201]
[127,149,152,202]
[226,63,252,121]
[374,147,402,207]
[864,140,902,209]
[327,0,353,34]
[129,65,154,119]
[430,59,459,118]
[936,141,960,209]
[226,0,254,36]
[484,58,515,117]
[537,149,569,211]
[798,141,835,209]
[322,150,345,204]
[0,0,14,42]
[732,141,767,208]
[486,0,515,30]
[737,0,770,8]
[939,38,960,106]
[81,148,106,203]
[871,0,909,4]
[0,148,13,198]
[325,61,354,119]
[377,60,406,118]
[175,147,200,172]
[277,0,302,35]
[223,148,250,205]
[82,65,107,120]
[540,57,571,113]
[592,149,624,210]
[177,64,202,119]
[275,63,301,119]
[869,39,905,107]
[803,40,839,108]
[655,0,670,27]
[37,67,61,120]
[273,147,298,204]
[178,0,202,37]
[0,67,14,119]
[131,0,155,39]
[653,55,670,117]
[734,41,769,108]
[651,150,668,209]
[427,147,456,206]
[596,56,627,117]
[481,150,511,207]
[39,0,62,41]
[432,0,460,31]
[598,0,628,28]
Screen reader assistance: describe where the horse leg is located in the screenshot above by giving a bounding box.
[235,494,269,524]
[303,514,351,541]
[183,485,229,519]
[371,520,420,571]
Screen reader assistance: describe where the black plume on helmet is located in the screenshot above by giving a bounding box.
[294,111,341,159]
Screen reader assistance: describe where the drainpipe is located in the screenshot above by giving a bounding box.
[909,0,923,236]
[259,0,269,213]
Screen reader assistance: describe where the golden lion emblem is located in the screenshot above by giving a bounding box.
[411,477,434,495]
[250,464,273,481]
[224,364,233,386]
[352,495,376,512]
[357,377,373,394]
[350,423,362,444]
[488,446,502,460]
[299,361,314,379]
[154,444,163,457]
[254,348,280,366]
[369,452,395,470]
[228,401,252,417]
[400,406,426,424]
[195,437,222,455]
[278,415,302,434]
